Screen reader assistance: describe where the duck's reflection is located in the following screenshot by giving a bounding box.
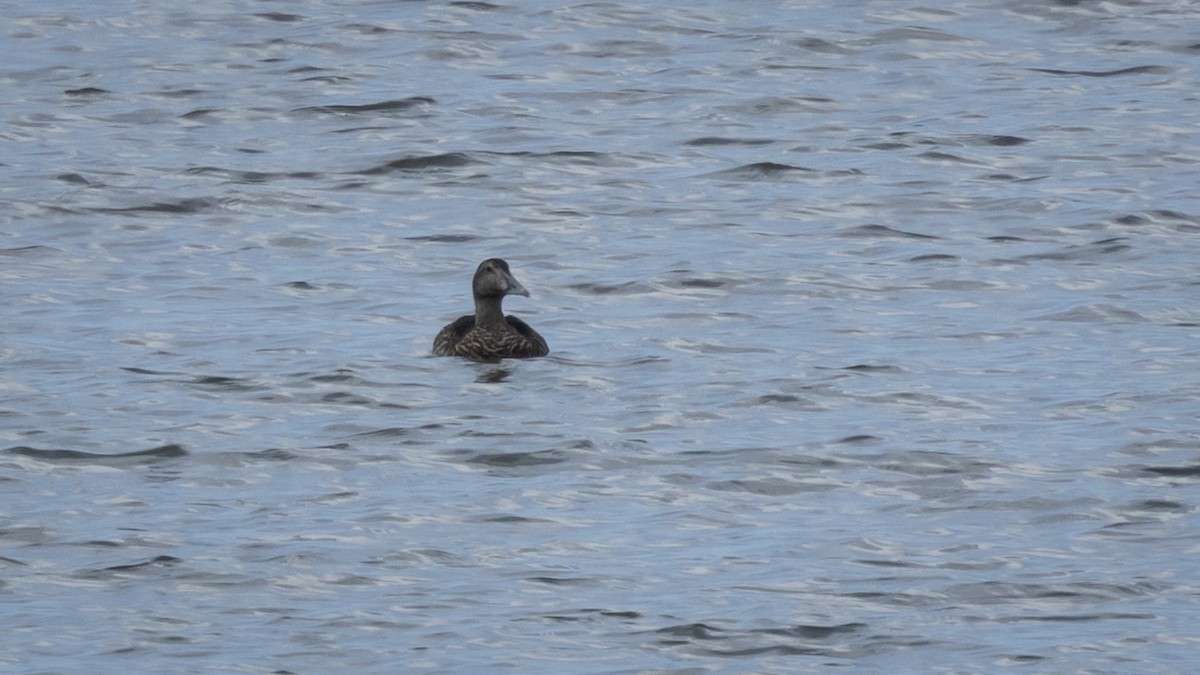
[476,367,512,383]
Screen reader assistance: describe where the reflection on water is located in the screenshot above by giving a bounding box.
[476,366,514,384]
[3,0,1200,672]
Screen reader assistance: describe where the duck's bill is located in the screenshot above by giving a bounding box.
[505,273,531,297]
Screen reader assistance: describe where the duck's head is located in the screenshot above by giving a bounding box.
[473,258,530,299]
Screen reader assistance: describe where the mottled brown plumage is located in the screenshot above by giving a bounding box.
[433,259,549,361]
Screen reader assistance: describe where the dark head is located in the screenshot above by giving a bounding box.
[472,258,530,299]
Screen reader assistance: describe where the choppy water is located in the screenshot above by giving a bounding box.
[3,1,1200,672]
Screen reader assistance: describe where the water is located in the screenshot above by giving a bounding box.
[3,1,1199,672]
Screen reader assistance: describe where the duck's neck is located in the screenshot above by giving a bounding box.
[474,295,506,326]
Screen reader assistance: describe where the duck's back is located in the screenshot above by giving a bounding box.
[432,315,475,357]
[433,315,548,361]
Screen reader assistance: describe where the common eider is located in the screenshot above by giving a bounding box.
[432,258,549,361]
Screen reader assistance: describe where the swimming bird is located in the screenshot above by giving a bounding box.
[432,258,549,361]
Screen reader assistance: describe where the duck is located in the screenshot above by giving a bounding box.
[433,258,549,361]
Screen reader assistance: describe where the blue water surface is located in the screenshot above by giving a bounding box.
[3,1,1199,672]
